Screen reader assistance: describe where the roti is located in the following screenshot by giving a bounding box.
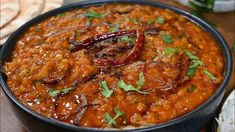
[0,0,45,39]
[42,0,63,13]
[0,0,20,28]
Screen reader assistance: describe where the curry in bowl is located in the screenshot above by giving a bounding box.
[3,4,224,129]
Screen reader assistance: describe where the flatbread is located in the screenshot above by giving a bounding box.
[0,0,20,28]
[0,0,45,39]
[42,0,63,14]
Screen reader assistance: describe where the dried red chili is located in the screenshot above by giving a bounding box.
[70,30,136,51]
[94,28,144,66]
[70,28,145,66]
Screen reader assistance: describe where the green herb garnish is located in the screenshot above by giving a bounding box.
[109,23,120,32]
[187,66,197,77]
[119,36,135,44]
[117,72,147,94]
[163,47,181,56]
[49,87,74,97]
[84,10,105,20]
[156,16,164,24]
[109,27,119,32]
[125,18,130,22]
[132,18,139,24]
[231,42,235,52]
[147,16,164,26]
[57,13,65,17]
[187,85,197,93]
[137,72,145,87]
[185,50,200,60]
[185,50,203,77]
[117,80,147,94]
[105,113,117,126]
[203,70,216,81]
[105,107,125,127]
[187,59,204,77]
[188,0,214,16]
[188,0,217,27]
[99,81,113,98]
[147,20,155,26]
[161,33,173,44]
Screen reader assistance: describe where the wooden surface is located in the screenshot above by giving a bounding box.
[0,0,234,132]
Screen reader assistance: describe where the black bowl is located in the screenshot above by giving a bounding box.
[0,0,233,132]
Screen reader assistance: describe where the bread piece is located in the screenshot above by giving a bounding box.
[42,0,63,14]
[0,0,20,28]
[0,0,45,39]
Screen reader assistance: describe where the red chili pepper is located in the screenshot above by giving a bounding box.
[93,28,144,66]
[71,30,136,51]
[70,28,146,66]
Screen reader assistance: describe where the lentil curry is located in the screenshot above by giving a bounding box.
[3,4,224,128]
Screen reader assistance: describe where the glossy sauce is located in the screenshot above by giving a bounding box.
[3,4,224,128]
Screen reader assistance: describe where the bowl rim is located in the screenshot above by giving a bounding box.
[0,0,233,131]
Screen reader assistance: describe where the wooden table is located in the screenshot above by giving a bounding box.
[0,0,234,131]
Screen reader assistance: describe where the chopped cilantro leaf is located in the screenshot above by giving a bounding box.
[156,16,164,24]
[119,36,135,44]
[117,80,147,94]
[137,72,145,87]
[104,113,116,126]
[161,33,173,44]
[84,10,105,20]
[132,18,139,24]
[49,87,74,97]
[185,50,200,60]
[185,50,203,77]
[187,68,197,77]
[49,90,61,97]
[125,18,130,22]
[163,47,181,56]
[118,72,146,94]
[187,59,204,77]
[109,23,120,32]
[109,27,119,32]
[114,107,125,117]
[105,107,125,127]
[203,70,216,81]
[188,0,217,27]
[147,16,164,26]
[99,81,113,98]
[57,13,65,17]
[190,60,203,68]
[147,20,155,26]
